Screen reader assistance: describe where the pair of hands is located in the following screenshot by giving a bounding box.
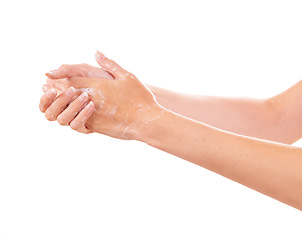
[40,51,162,140]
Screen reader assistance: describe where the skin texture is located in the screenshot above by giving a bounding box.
[39,88,94,133]
[40,51,302,210]
[43,60,302,144]
[142,108,302,211]
[148,87,295,144]
[42,52,161,140]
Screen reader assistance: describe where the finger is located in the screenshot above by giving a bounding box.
[44,87,76,121]
[45,77,72,95]
[42,83,59,93]
[46,63,115,80]
[45,64,79,79]
[70,101,95,133]
[56,92,90,126]
[77,127,93,134]
[75,122,94,134]
[39,89,57,113]
[45,64,88,79]
[42,84,50,93]
[68,76,104,90]
[95,51,128,79]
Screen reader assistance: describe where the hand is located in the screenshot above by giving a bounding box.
[42,62,114,95]
[40,55,115,134]
[41,51,164,140]
[39,87,95,134]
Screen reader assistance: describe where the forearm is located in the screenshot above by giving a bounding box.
[138,106,302,210]
[147,85,290,143]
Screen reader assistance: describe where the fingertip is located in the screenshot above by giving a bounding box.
[82,101,94,118]
[88,101,94,110]
[39,101,45,113]
[45,73,51,78]
[46,88,56,98]
[45,70,57,79]
[40,91,55,113]
[42,84,49,93]
[88,101,95,116]
[95,50,106,61]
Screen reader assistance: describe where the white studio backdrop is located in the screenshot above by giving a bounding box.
[1,0,302,239]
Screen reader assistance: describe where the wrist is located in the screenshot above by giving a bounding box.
[145,84,166,105]
[132,103,168,143]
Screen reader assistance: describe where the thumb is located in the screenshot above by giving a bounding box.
[95,51,128,79]
[45,69,60,79]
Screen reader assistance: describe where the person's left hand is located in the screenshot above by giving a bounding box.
[42,61,114,95]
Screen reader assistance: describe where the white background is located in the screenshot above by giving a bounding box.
[1,0,302,239]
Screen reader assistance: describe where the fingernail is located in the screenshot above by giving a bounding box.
[95,51,105,60]
[88,101,94,107]
[46,70,56,76]
[66,87,76,96]
[46,89,56,98]
[42,85,48,92]
[78,92,88,101]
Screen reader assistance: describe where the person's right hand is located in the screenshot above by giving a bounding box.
[40,58,115,134]
[39,87,95,134]
[40,51,162,140]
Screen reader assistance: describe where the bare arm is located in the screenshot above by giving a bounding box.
[147,81,302,144]
[44,64,302,144]
[41,52,302,210]
[140,106,302,211]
